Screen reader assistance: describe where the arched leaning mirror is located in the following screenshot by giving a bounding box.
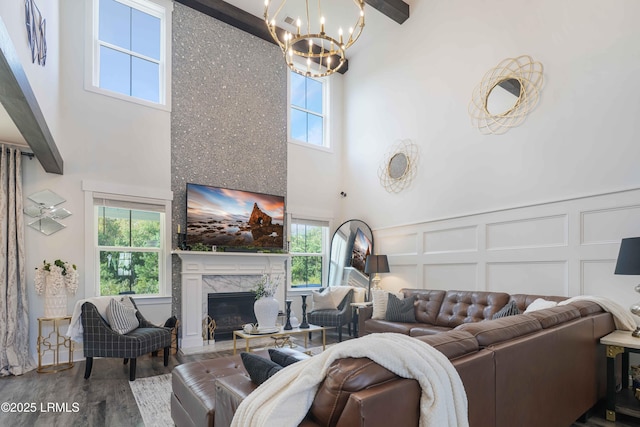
[327,219,374,290]
[469,55,543,135]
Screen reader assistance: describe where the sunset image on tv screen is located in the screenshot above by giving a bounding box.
[186,183,284,250]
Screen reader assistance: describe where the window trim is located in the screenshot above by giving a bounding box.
[84,0,173,111]
[288,217,330,291]
[287,70,331,152]
[83,180,172,300]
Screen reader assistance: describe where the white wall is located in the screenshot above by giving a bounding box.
[1,1,172,362]
[0,1,60,140]
[341,0,640,228]
[287,73,345,224]
[374,187,640,313]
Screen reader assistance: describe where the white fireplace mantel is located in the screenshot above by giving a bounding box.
[173,250,289,350]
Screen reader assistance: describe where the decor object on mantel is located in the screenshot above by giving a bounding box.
[34,259,78,317]
[251,274,281,332]
[364,254,390,301]
[468,55,544,135]
[614,237,640,337]
[378,139,419,193]
[264,0,365,77]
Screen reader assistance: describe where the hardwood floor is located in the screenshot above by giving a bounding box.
[1,328,637,427]
[0,329,341,427]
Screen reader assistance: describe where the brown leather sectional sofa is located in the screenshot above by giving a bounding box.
[171,289,616,427]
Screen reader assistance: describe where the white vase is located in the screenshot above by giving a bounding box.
[44,274,67,317]
[253,296,279,330]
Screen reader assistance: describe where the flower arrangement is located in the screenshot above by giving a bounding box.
[252,273,281,300]
[34,259,79,295]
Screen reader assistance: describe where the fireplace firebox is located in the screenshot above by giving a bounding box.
[207,292,256,341]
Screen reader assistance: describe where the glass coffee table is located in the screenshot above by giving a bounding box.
[233,324,329,355]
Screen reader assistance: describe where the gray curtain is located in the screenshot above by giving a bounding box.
[0,146,32,375]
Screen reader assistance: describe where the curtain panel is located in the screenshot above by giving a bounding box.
[0,146,32,375]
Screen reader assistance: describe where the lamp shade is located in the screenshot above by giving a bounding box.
[364,255,390,274]
[615,237,640,275]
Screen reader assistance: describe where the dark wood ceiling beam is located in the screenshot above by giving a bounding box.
[176,0,349,74]
[177,0,273,43]
[176,0,410,75]
[365,0,410,25]
[0,17,63,174]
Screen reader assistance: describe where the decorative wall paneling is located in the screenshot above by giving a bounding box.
[374,188,640,310]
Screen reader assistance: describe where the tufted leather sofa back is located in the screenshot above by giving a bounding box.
[435,291,510,328]
[401,289,446,324]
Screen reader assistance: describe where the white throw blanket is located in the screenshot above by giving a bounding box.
[558,295,638,331]
[231,333,469,427]
[66,296,120,343]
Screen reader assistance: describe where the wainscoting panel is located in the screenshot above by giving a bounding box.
[423,226,477,254]
[382,232,419,255]
[374,187,640,310]
[383,264,419,293]
[580,260,637,304]
[486,261,567,295]
[424,263,477,291]
[486,215,567,250]
[581,205,640,245]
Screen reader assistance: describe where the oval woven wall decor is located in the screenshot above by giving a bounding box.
[469,55,544,135]
[378,139,419,193]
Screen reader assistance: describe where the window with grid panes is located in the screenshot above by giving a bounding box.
[290,219,329,288]
[289,71,327,147]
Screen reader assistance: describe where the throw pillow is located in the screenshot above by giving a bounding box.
[120,296,136,310]
[312,290,338,310]
[492,300,521,319]
[106,298,139,334]
[352,287,367,304]
[385,294,416,323]
[523,298,558,314]
[241,352,282,385]
[371,289,404,320]
[268,348,309,367]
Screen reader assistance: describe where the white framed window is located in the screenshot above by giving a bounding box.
[83,181,172,299]
[85,0,172,110]
[288,70,329,149]
[289,218,330,289]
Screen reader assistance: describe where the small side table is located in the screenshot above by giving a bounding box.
[37,316,74,373]
[350,301,373,338]
[600,330,640,421]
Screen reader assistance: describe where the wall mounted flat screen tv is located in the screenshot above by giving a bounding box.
[186,183,285,251]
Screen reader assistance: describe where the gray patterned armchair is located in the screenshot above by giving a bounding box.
[307,288,354,342]
[81,297,171,381]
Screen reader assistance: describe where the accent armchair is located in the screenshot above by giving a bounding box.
[81,297,171,381]
[307,288,354,342]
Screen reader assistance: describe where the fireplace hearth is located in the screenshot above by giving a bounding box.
[175,251,287,350]
[208,292,256,340]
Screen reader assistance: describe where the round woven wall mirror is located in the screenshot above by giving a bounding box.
[486,78,522,116]
[469,55,543,135]
[379,140,419,193]
[388,153,409,180]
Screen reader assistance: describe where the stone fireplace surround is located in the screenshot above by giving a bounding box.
[174,251,288,350]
